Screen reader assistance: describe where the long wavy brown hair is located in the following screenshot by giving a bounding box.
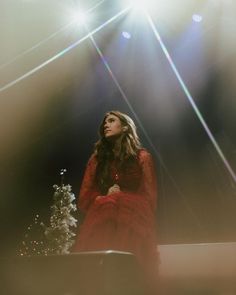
[94,111,142,193]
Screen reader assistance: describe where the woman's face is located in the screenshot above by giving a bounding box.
[103,114,124,139]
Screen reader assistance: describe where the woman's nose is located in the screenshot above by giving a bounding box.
[104,122,109,130]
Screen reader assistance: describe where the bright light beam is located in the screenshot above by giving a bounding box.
[145,11,236,183]
[0,0,105,71]
[87,29,205,231]
[0,6,131,93]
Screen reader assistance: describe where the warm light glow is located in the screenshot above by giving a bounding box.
[71,9,90,26]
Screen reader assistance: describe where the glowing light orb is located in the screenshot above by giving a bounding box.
[71,10,90,26]
[122,31,131,39]
[192,14,203,22]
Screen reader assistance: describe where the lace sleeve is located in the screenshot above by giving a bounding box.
[137,150,158,211]
[78,154,100,213]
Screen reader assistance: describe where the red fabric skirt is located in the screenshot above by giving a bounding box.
[72,192,159,276]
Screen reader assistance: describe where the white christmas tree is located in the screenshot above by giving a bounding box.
[43,169,77,254]
[19,169,78,256]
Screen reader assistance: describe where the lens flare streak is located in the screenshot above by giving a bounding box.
[0,0,106,71]
[144,10,236,183]
[0,6,130,93]
[0,22,73,71]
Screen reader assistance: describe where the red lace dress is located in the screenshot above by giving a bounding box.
[73,149,159,274]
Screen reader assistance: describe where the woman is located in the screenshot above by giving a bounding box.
[73,111,159,276]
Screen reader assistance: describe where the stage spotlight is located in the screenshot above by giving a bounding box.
[122,31,131,39]
[71,9,90,26]
[192,14,203,22]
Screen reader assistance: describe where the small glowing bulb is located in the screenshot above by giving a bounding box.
[122,31,131,39]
